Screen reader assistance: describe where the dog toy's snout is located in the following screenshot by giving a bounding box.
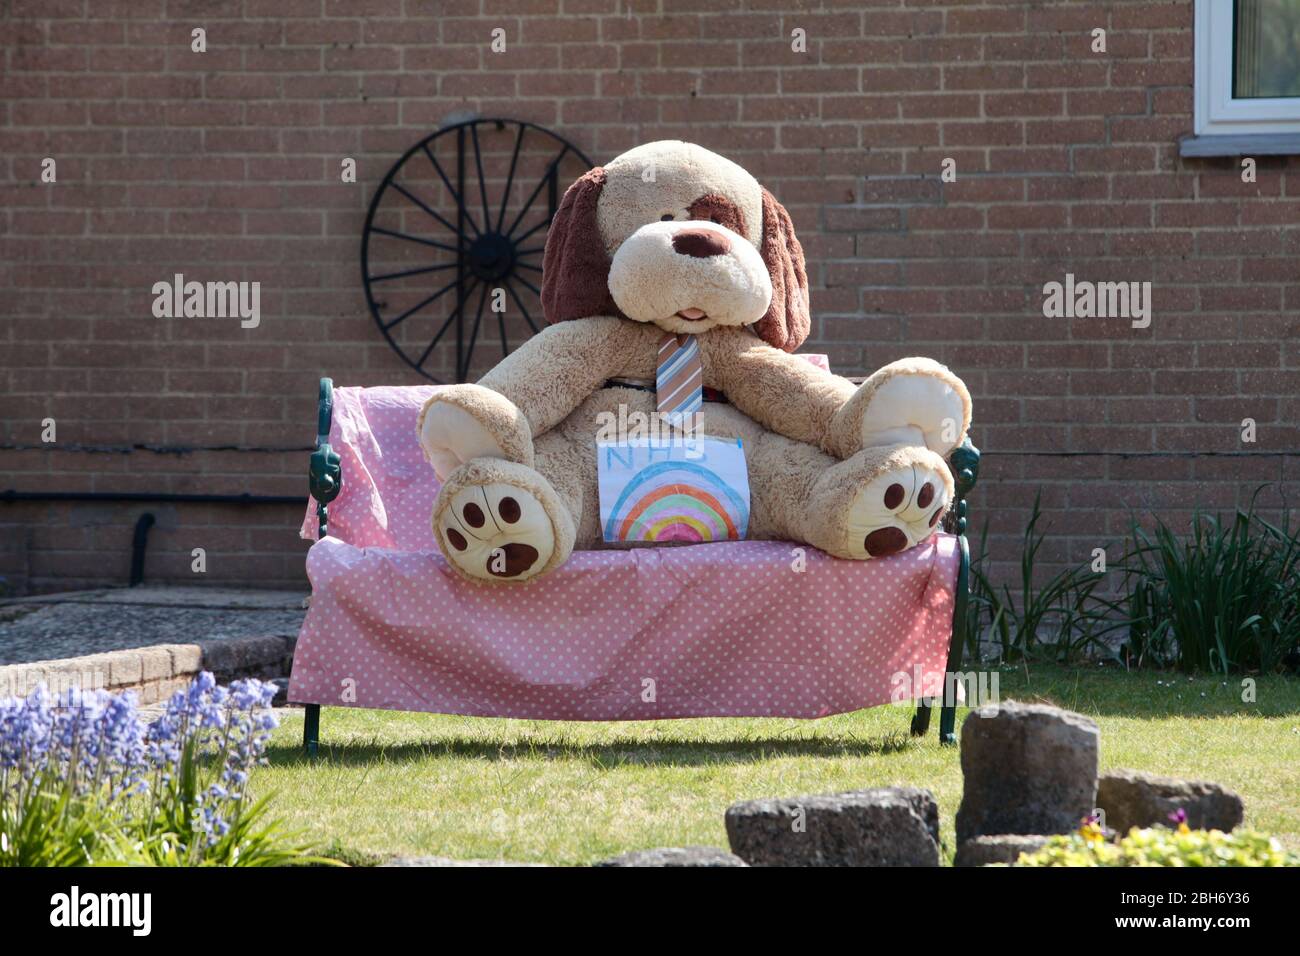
[672,228,731,259]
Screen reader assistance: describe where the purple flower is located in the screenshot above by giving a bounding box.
[3,670,282,861]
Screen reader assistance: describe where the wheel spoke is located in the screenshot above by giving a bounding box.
[370,226,458,253]
[517,261,543,274]
[503,277,542,333]
[369,262,457,283]
[416,277,481,369]
[515,245,545,257]
[496,123,526,232]
[497,294,510,357]
[389,181,462,237]
[458,281,490,381]
[512,273,542,296]
[469,122,492,235]
[382,278,460,331]
[422,142,481,238]
[510,217,550,246]
[504,145,569,238]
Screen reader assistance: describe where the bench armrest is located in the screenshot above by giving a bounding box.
[308,377,342,539]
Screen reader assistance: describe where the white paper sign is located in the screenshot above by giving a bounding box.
[597,438,750,544]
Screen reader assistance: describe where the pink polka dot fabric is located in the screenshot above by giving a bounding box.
[290,384,961,720]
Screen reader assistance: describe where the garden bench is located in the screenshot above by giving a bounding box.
[291,377,979,754]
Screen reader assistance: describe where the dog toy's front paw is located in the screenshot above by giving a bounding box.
[433,459,574,583]
[847,455,951,558]
[808,445,954,561]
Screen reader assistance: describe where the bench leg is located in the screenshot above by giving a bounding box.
[910,700,932,736]
[938,533,970,747]
[938,697,957,745]
[303,703,320,757]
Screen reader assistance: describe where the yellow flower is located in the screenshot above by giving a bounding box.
[1080,822,1106,843]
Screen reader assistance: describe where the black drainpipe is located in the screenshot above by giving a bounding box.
[129,513,156,587]
[1,490,305,588]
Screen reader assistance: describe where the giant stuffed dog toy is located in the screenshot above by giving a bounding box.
[418,141,972,582]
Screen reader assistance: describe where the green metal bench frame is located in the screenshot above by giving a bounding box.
[301,376,980,756]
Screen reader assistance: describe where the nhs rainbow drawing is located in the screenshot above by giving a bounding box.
[597,439,751,544]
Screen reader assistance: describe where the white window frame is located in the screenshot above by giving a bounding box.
[1195,0,1300,135]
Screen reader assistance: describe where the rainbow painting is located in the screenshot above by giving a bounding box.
[597,439,751,544]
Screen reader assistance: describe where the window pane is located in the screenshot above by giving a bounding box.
[1234,0,1300,98]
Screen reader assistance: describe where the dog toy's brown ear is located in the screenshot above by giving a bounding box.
[541,166,622,324]
[753,186,811,352]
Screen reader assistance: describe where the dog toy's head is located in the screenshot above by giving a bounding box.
[540,141,810,351]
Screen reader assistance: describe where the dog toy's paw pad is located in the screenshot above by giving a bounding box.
[438,481,555,581]
[847,461,949,559]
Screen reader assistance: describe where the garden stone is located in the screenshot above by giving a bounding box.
[596,846,747,867]
[1097,769,1244,834]
[725,786,940,866]
[954,834,1050,867]
[381,856,545,867]
[955,701,1099,843]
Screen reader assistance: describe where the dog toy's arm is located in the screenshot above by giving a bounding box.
[702,327,856,453]
[419,316,646,479]
[703,328,972,460]
[479,315,647,439]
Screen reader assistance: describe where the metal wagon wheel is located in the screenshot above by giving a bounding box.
[361,118,593,383]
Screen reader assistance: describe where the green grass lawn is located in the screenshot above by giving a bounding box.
[258,664,1300,866]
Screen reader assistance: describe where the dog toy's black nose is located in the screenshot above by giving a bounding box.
[672,228,731,258]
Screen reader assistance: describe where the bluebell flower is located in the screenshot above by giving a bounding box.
[3,670,283,863]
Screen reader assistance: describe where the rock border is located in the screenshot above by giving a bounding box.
[596,846,747,867]
[0,633,296,704]
[725,787,941,867]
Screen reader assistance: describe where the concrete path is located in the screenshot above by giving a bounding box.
[0,587,306,666]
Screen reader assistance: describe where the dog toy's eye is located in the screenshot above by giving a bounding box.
[660,213,674,221]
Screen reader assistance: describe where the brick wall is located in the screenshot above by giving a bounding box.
[2,0,1298,595]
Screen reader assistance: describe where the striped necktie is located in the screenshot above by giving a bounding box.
[657,332,703,428]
